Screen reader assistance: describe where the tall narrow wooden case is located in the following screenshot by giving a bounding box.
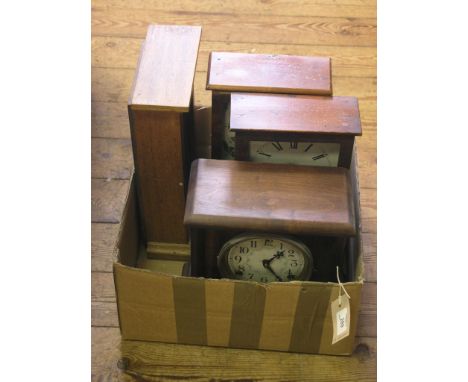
[127,25,202,252]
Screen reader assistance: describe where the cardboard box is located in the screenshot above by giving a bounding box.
[112,149,364,356]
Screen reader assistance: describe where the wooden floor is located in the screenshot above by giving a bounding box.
[91,0,376,380]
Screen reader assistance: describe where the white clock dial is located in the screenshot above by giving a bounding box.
[218,234,313,283]
[221,103,235,159]
[249,141,340,167]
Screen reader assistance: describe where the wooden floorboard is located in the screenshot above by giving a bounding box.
[92,36,376,77]
[93,327,377,382]
[92,7,376,46]
[91,0,376,380]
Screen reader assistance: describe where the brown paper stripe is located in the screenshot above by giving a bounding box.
[289,284,333,353]
[115,264,177,343]
[258,284,301,351]
[205,279,235,347]
[318,283,363,355]
[172,277,207,345]
[229,282,266,349]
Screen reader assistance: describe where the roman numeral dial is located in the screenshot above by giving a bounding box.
[250,141,340,167]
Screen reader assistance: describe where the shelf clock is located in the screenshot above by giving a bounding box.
[128,25,201,258]
[230,93,362,169]
[184,159,356,283]
[206,52,332,160]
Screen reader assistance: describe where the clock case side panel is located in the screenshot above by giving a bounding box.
[211,91,231,159]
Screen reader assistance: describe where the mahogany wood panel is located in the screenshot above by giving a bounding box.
[231,93,361,135]
[210,92,230,159]
[185,159,355,236]
[128,25,201,112]
[206,52,332,95]
[129,109,188,243]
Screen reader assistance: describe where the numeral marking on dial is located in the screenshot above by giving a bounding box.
[250,241,257,248]
[289,141,298,149]
[239,247,249,254]
[304,143,314,152]
[257,151,271,157]
[272,142,283,151]
[264,239,274,246]
[312,153,328,161]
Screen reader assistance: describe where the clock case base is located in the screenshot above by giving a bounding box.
[111,150,364,356]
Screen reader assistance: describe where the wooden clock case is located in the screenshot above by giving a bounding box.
[206,52,333,159]
[127,25,201,258]
[230,93,362,169]
[184,159,358,283]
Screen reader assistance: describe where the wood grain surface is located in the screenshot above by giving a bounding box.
[129,109,188,243]
[185,159,355,236]
[207,52,332,95]
[231,93,362,135]
[91,0,376,380]
[128,25,201,111]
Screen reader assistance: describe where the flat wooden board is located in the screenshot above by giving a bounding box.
[128,25,201,111]
[92,327,377,381]
[206,52,332,95]
[231,93,362,136]
[185,159,355,236]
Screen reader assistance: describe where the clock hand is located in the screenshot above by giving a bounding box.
[262,260,283,281]
[262,250,285,281]
[264,250,285,266]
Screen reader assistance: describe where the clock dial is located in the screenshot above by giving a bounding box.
[218,234,313,282]
[249,141,340,167]
[221,103,235,159]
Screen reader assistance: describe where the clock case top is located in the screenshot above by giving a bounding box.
[230,93,362,168]
[184,159,356,236]
[206,51,333,160]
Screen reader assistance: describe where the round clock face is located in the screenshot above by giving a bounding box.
[217,234,313,283]
[221,104,235,159]
[249,141,340,167]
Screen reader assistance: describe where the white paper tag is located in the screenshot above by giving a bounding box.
[331,293,350,344]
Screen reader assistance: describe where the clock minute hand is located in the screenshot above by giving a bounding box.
[263,261,283,281]
[262,257,283,282]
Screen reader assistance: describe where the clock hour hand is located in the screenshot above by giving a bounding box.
[262,251,285,281]
[264,250,285,265]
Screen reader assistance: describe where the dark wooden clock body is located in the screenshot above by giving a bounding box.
[184,159,357,282]
[128,25,201,253]
[230,93,362,169]
[206,52,333,159]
